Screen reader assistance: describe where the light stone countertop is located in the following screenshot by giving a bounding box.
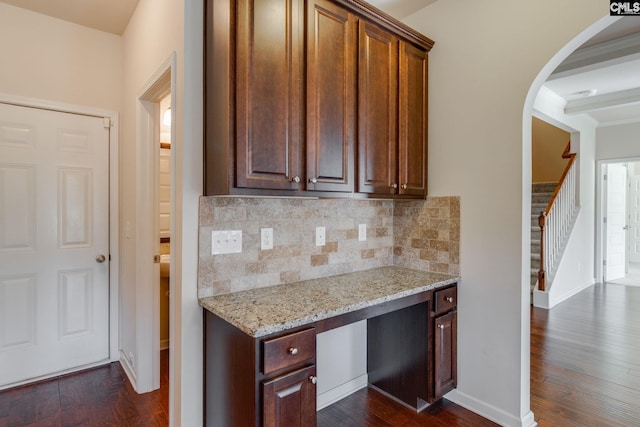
[199,266,459,338]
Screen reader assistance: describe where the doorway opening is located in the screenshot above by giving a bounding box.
[132,53,176,399]
[600,159,640,285]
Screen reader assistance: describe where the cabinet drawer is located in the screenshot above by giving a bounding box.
[434,286,457,315]
[262,328,316,374]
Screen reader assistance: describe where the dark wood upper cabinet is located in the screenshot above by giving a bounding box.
[357,21,398,195]
[399,41,428,196]
[306,0,357,192]
[235,0,304,190]
[204,0,434,198]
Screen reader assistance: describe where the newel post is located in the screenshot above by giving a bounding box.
[537,212,546,292]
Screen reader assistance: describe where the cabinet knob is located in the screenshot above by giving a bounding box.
[437,324,444,329]
[309,375,317,384]
[401,183,408,190]
[445,296,454,303]
[287,347,298,356]
[289,176,301,183]
[309,177,317,184]
[389,183,398,189]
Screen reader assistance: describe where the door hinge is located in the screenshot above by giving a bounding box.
[603,217,607,224]
[603,259,607,266]
[154,255,161,263]
[103,117,111,128]
[604,174,607,181]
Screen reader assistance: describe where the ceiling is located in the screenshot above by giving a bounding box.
[2,0,639,127]
[0,0,140,35]
[543,18,640,127]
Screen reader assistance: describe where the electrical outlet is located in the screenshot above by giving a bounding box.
[261,228,273,250]
[316,226,326,247]
[359,224,367,242]
[212,230,242,254]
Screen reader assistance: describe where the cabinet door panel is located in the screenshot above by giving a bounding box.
[263,365,316,427]
[399,41,428,196]
[434,310,457,398]
[357,21,398,195]
[236,0,303,190]
[307,0,357,192]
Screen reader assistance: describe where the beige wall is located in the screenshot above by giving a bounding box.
[532,117,570,183]
[0,3,122,110]
[404,1,606,424]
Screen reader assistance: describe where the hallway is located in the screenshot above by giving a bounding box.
[531,282,640,426]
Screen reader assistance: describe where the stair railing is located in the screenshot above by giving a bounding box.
[537,142,578,291]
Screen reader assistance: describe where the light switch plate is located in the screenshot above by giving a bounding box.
[316,226,326,247]
[212,230,242,254]
[358,224,367,242]
[261,228,273,250]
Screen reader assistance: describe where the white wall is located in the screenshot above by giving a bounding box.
[0,2,121,110]
[532,88,598,309]
[404,2,607,425]
[596,123,640,160]
[120,1,203,426]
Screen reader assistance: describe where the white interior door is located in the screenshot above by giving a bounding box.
[605,163,627,281]
[0,102,110,388]
[629,162,640,264]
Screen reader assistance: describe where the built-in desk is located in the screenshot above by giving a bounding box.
[200,266,458,427]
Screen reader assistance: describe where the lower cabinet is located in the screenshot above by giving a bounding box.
[263,365,317,427]
[204,283,457,426]
[434,310,457,397]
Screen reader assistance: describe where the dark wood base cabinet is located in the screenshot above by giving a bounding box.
[204,284,456,426]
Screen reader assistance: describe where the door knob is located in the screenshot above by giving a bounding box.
[96,254,106,263]
[623,225,631,230]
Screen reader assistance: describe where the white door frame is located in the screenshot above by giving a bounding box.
[596,157,640,282]
[135,53,176,394]
[0,92,120,365]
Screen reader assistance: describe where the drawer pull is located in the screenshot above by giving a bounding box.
[437,324,444,329]
[445,296,454,303]
[288,347,298,356]
[309,375,317,384]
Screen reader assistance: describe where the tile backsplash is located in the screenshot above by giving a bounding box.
[198,196,460,298]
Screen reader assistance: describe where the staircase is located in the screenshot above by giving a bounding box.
[530,182,557,292]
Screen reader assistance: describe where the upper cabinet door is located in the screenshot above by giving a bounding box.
[357,21,398,195]
[306,0,357,192]
[399,41,428,196]
[235,0,304,190]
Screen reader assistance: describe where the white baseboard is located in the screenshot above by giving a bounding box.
[317,374,368,411]
[533,278,595,309]
[119,350,138,392]
[445,389,537,427]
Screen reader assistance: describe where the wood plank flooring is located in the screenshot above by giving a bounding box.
[2,283,639,426]
[531,282,640,426]
[0,350,169,426]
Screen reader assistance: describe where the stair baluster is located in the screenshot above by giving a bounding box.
[536,141,578,292]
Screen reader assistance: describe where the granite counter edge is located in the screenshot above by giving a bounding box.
[200,275,460,338]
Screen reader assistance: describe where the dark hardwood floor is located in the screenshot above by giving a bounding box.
[317,388,497,426]
[3,283,639,426]
[531,282,640,426]
[0,350,169,426]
